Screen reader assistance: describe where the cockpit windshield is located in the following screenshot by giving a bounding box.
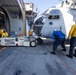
[48,9,60,20]
[34,16,45,25]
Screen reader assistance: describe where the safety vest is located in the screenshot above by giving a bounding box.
[68,24,76,38]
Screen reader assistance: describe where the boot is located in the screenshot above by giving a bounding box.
[66,54,73,58]
[50,51,56,55]
[74,49,76,57]
[62,49,66,51]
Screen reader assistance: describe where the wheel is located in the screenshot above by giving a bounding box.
[36,38,43,45]
[30,41,36,47]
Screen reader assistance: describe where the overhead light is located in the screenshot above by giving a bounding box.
[0,18,1,19]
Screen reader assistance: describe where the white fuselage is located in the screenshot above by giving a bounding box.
[33,7,75,38]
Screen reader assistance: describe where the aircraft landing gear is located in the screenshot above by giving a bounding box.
[36,38,43,45]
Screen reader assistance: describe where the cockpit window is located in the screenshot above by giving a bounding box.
[48,9,60,20]
[48,15,60,19]
[34,16,45,25]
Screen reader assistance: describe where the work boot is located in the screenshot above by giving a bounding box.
[66,54,73,58]
[74,54,76,57]
[74,49,76,57]
[50,52,56,55]
[62,49,66,51]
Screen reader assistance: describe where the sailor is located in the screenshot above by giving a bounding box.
[66,20,76,58]
[51,29,66,55]
[0,28,3,37]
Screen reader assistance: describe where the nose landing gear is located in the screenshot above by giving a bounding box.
[36,38,43,45]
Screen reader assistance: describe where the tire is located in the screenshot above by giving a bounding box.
[36,38,43,45]
[30,41,36,47]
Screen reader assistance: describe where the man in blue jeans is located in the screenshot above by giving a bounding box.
[51,30,66,55]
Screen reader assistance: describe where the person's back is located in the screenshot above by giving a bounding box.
[52,30,65,39]
[68,24,76,38]
[51,30,66,55]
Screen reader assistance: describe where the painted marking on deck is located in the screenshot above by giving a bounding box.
[46,45,76,75]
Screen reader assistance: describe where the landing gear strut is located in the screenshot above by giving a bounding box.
[36,38,43,45]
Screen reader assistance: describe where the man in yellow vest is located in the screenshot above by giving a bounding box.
[2,30,8,37]
[0,28,3,37]
[0,27,8,37]
[66,22,76,58]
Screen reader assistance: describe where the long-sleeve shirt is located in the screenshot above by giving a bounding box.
[68,24,76,38]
